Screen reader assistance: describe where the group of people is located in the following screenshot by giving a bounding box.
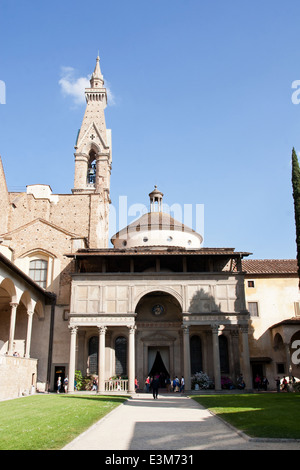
[143,374,185,399]
[275,376,296,392]
[254,374,269,391]
[56,376,69,393]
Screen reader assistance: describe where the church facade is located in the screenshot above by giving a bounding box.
[0,57,299,399]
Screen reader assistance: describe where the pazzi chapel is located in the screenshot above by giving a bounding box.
[0,57,299,399]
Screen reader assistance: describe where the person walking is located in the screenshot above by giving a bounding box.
[145,376,150,393]
[152,374,159,399]
[180,376,185,393]
[254,374,261,391]
[63,376,69,393]
[57,376,61,393]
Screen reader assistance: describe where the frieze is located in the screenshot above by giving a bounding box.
[69,316,135,326]
[182,313,249,324]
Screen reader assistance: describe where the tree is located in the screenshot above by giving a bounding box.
[291,147,300,287]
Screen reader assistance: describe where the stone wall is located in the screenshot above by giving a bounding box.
[0,355,37,400]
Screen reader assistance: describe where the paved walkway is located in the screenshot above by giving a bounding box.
[63,393,300,450]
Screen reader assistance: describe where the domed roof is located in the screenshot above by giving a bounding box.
[111,187,203,250]
[113,211,196,236]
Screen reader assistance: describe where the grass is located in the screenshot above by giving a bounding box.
[192,393,300,439]
[0,394,127,450]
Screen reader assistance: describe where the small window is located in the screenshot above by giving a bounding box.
[248,301,259,317]
[143,237,148,243]
[29,259,48,288]
[247,280,255,288]
[277,363,285,374]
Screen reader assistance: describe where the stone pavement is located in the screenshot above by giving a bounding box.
[63,393,300,451]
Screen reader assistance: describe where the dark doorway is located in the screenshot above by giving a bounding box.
[252,363,264,389]
[54,366,65,393]
[149,351,169,377]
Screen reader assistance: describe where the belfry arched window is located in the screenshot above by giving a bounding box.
[115,336,127,376]
[87,150,97,185]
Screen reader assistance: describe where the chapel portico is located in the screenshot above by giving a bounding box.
[66,246,252,393]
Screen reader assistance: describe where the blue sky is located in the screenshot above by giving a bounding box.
[0,0,300,258]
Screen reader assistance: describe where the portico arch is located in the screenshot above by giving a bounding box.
[134,287,183,313]
[135,290,184,388]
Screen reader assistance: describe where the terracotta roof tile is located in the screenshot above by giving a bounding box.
[242,259,297,274]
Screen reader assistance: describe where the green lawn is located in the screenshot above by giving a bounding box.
[192,393,300,439]
[0,394,127,450]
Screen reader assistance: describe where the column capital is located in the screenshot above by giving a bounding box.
[10,302,18,309]
[211,323,220,334]
[181,324,189,334]
[239,325,249,334]
[98,325,107,335]
[230,329,239,337]
[69,325,78,335]
[128,324,136,334]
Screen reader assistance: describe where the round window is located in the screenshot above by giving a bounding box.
[143,237,148,242]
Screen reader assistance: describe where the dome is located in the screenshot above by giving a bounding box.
[111,189,203,250]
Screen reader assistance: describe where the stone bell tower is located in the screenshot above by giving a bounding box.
[72,56,112,248]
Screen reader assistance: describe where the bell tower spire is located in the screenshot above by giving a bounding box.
[90,55,104,88]
[72,55,112,248]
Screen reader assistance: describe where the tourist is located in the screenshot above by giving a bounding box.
[145,376,150,393]
[57,376,61,393]
[237,374,245,389]
[135,377,139,391]
[152,374,159,399]
[63,376,68,392]
[165,375,171,392]
[174,376,180,392]
[282,377,288,392]
[92,377,98,391]
[254,374,261,391]
[262,376,269,391]
[180,376,185,393]
[275,376,280,392]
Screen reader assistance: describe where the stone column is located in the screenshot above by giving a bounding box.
[98,326,107,392]
[73,153,88,190]
[68,326,78,393]
[128,325,136,393]
[25,310,34,358]
[182,325,191,390]
[8,302,18,355]
[211,324,221,391]
[240,325,252,390]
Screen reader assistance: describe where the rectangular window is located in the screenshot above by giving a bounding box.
[248,301,259,317]
[277,363,285,374]
[29,259,48,288]
[247,280,255,288]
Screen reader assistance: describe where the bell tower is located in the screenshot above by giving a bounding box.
[73,56,112,248]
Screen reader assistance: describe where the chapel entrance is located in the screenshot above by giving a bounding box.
[148,347,169,387]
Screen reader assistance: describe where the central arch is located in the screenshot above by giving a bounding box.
[133,287,183,313]
[135,290,183,387]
